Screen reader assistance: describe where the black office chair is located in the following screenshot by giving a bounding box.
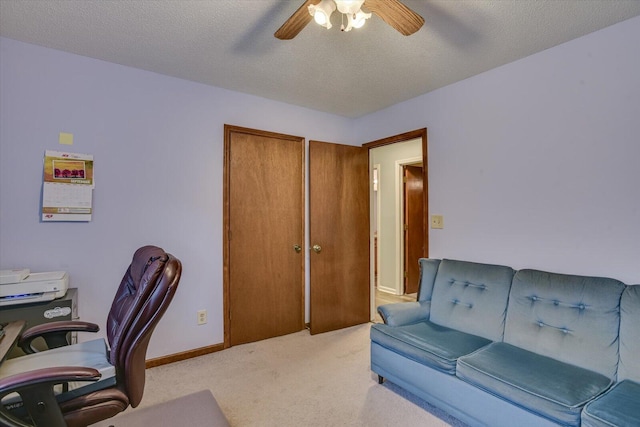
[0,245,182,427]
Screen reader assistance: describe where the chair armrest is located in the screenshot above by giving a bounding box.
[0,366,101,395]
[377,301,431,326]
[19,321,100,354]
[0,366,101,427]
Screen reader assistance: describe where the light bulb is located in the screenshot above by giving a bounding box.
[308,0,336,29]
[335,0,365,16]
[314,12,328,26]
[345,9,371,31]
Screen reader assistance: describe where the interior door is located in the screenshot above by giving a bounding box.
[403,165,424,294]
[224,125,305,346]
[309,140,370,335]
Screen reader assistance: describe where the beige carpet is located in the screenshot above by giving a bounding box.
[121,323,467,427]
[91,390,229,427]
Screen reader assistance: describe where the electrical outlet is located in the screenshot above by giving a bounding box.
[431,215,444,229]
[197,309,207,325]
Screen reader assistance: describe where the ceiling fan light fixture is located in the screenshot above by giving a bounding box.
[276,0,424,40]
[308,0,336,29]
[334,0,365,16]
[345,9,372,31]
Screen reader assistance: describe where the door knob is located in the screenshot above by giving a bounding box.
[293,244,302,253]
[312,244,322,253]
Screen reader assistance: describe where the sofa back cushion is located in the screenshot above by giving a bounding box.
[504,269,625,379]
[417,258,441,303]
[618,285,640,382]
[429,259,515,342]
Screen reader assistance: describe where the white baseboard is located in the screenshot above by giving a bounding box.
[377,286,399,295]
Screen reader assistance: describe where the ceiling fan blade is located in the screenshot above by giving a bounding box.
[274,0,322,40]
[364,0,425,36]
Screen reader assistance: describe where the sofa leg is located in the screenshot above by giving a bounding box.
[378,375,384,384]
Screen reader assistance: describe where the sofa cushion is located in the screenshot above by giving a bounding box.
[581,379,640,427]
[618,285,640,382]
[429,259,514,342]
[370,321,492,375]
[504,269,625,379]
[457,342,613,426]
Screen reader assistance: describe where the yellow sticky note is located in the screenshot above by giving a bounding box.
[59,132,74,145]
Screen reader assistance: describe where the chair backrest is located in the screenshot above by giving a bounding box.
[106,245,182,406]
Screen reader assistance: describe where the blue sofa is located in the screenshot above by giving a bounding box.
[370,259,640,427]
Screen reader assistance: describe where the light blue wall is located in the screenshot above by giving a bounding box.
[2,15,639,358]
[355,15,640,285]
[0,37,354,357]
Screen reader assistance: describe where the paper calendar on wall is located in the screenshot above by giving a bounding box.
[42,150,94,222]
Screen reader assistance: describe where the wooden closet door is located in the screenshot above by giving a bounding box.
[309,140,370,334]
[224,125,304,346]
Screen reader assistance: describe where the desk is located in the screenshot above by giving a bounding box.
[0,321,25,364]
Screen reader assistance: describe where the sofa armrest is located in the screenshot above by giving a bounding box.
[377,301,431,326]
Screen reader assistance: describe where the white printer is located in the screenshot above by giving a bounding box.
[0,269,69,307]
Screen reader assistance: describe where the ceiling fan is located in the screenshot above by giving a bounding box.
[274,0,425,40]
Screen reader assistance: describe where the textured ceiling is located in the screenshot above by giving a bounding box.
[1,0,640,118]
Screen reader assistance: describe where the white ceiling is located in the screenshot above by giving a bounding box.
[1,0,640,118]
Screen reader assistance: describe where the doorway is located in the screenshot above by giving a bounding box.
[363,129,428,320]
